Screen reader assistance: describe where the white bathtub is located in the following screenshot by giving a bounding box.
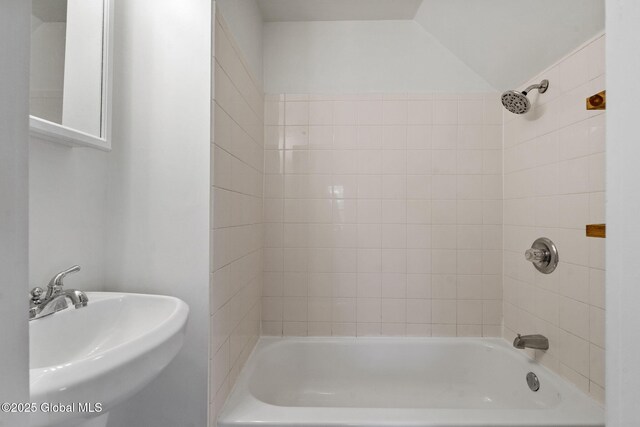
[218,337,603,427]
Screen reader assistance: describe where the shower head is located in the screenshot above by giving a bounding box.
[501,79,550,114]
[501,91,531,115]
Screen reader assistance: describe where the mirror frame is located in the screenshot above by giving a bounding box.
[29,0,114,152]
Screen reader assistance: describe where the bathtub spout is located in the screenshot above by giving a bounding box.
[513,334,549,350]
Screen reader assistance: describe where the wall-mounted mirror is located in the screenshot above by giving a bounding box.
[30,0,113,151]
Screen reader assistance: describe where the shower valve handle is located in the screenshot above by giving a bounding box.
[524,248,548,262]
[524,237,559,274]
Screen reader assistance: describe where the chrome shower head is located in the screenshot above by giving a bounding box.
[501,91,531,114]
[501,79,549,114]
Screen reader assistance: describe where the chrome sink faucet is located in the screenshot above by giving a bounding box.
[513,334,549,351]
[29,265,88,320]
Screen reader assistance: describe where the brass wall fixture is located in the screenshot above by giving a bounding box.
[586,224,606,238]
[586,90,606,110]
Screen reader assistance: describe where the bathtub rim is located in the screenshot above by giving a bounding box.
[218,336,604,427]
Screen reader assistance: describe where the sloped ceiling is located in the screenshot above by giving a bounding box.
[263,20,495,93]
[414,0,605,90]
[254,0,605,90]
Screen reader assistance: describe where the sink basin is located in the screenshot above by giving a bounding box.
[29,292,189,427]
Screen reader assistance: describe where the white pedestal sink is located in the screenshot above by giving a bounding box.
[29,292,189,427]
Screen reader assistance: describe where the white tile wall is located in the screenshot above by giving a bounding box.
[210,12,264,422]
[263,92,503,338]
[502,34,606,403]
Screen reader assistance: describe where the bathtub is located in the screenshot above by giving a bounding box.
[218,337,604,427]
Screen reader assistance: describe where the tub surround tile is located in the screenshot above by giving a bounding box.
[210,11,264,422]
[502,34,606,403]
[432,324,457,337]
[264,92,503,339]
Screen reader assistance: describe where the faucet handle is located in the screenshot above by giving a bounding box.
[45,265,81,300]
[47,265,81,289]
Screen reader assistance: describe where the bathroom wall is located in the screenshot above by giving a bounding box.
[29,141,108,292]
[262,93,503,337]
[263,20,494,94]
[606,0,640,422]
[209,9,264,422]
[104,0,212,426]
[0,1,30,425]
[29,0,110,293]
[502,34,606,403]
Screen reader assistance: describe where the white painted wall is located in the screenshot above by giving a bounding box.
[215,0,263,83]
[0,1,30,426]
[103,0,211,426]
[606,0,640,424]
[263,20,494,94]
[29,140,108,292]
[28,0,107,298]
